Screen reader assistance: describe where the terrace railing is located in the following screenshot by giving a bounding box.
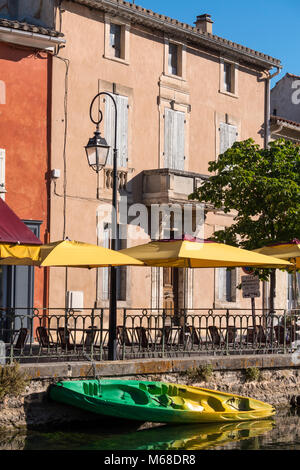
[0,307,299,364]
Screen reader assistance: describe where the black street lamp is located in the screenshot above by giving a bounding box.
[85,91,119,361]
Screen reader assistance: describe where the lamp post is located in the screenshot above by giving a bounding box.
[85,92,119,361]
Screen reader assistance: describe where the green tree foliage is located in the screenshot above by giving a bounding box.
[189,138,300,279]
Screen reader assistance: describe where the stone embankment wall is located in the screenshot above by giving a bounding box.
[0,354,299,431]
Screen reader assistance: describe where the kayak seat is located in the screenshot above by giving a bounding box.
[122,386,150,405]
[206,396,226,412]
[225,397,253,411]
[169,396,186,410]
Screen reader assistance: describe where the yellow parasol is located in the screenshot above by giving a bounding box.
[120,236,292,268]
[254,239,300,269]
[0,243,42,265]
[0,239,144,267]
[254,239,300,309]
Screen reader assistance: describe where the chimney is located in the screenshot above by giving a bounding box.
[195,14,213,34]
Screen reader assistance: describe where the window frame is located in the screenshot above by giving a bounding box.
[164,37,186,80]
[219,58,239,98]
[104,14,130,65]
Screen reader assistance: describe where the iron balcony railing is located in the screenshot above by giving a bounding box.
[0,307,299,364]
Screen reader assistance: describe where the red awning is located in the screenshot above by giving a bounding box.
[0,199,42,245]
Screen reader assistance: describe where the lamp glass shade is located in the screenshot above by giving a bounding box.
[85,131,110,171]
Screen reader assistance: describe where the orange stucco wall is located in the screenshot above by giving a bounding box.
[0,42,50,308]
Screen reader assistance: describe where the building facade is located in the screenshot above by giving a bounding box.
[48,0,284,319]
[270,73,300,310]
[0,1,64,322]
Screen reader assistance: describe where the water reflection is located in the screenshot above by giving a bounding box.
[1,408,300,450]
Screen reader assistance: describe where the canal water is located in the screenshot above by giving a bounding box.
[0,408,299,451]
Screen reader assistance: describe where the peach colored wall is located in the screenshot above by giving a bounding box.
[0,42,50,308]
[49,3,267,312]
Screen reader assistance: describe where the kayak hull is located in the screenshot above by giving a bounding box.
[49,379,275,424]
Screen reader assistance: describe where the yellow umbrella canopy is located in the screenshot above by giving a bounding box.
[254,239,300,269]
[0,243,42,265]
[0,240,144,267]
[120,237,292,268]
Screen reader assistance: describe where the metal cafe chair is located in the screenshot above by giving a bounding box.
[36,326,59,353]
[135,326,155,349]
[14,328,29,351]
[208,325,222,346]
[57,327,75,351]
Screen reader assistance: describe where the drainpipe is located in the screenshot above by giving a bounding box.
[263,66,282,314]
[264,66,281,149]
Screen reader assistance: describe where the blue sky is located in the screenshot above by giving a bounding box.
[137,0,300,86]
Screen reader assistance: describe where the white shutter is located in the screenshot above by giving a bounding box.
[105,94,128,167]
[164,108,174,168]
[116,95,128,168]
[219,122,237,155]
[218,268,227,301]
[175,111,185,170]
[105,96,115,166]
[0,149,6,201]
[164,109,185,170]
[102,224,110,300]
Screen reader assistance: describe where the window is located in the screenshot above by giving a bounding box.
[164,108,185,170]
[168,43,178,75]
[288,272,300,309]
[218,268,237,302]
[164,39,186,79]
[220,59,238,96]
[224,63,233,93]
[110,23,121,58]
[219,122,238,155]
[104,15,130,64]
[104,93,128,168]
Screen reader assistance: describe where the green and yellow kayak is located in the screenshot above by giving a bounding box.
[49,379,275,424]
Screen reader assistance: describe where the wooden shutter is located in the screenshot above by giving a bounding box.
[219,122,237,155]
[116,225,127,301]
[218,268,227,301]
[117,95,128,168]
[105,94,128,168]
[102,224,110,300]
[164,108,174,168]
[105,96,114,166]
[175,111,185,170]
[164,109,185,170]
[218,267,236,302]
